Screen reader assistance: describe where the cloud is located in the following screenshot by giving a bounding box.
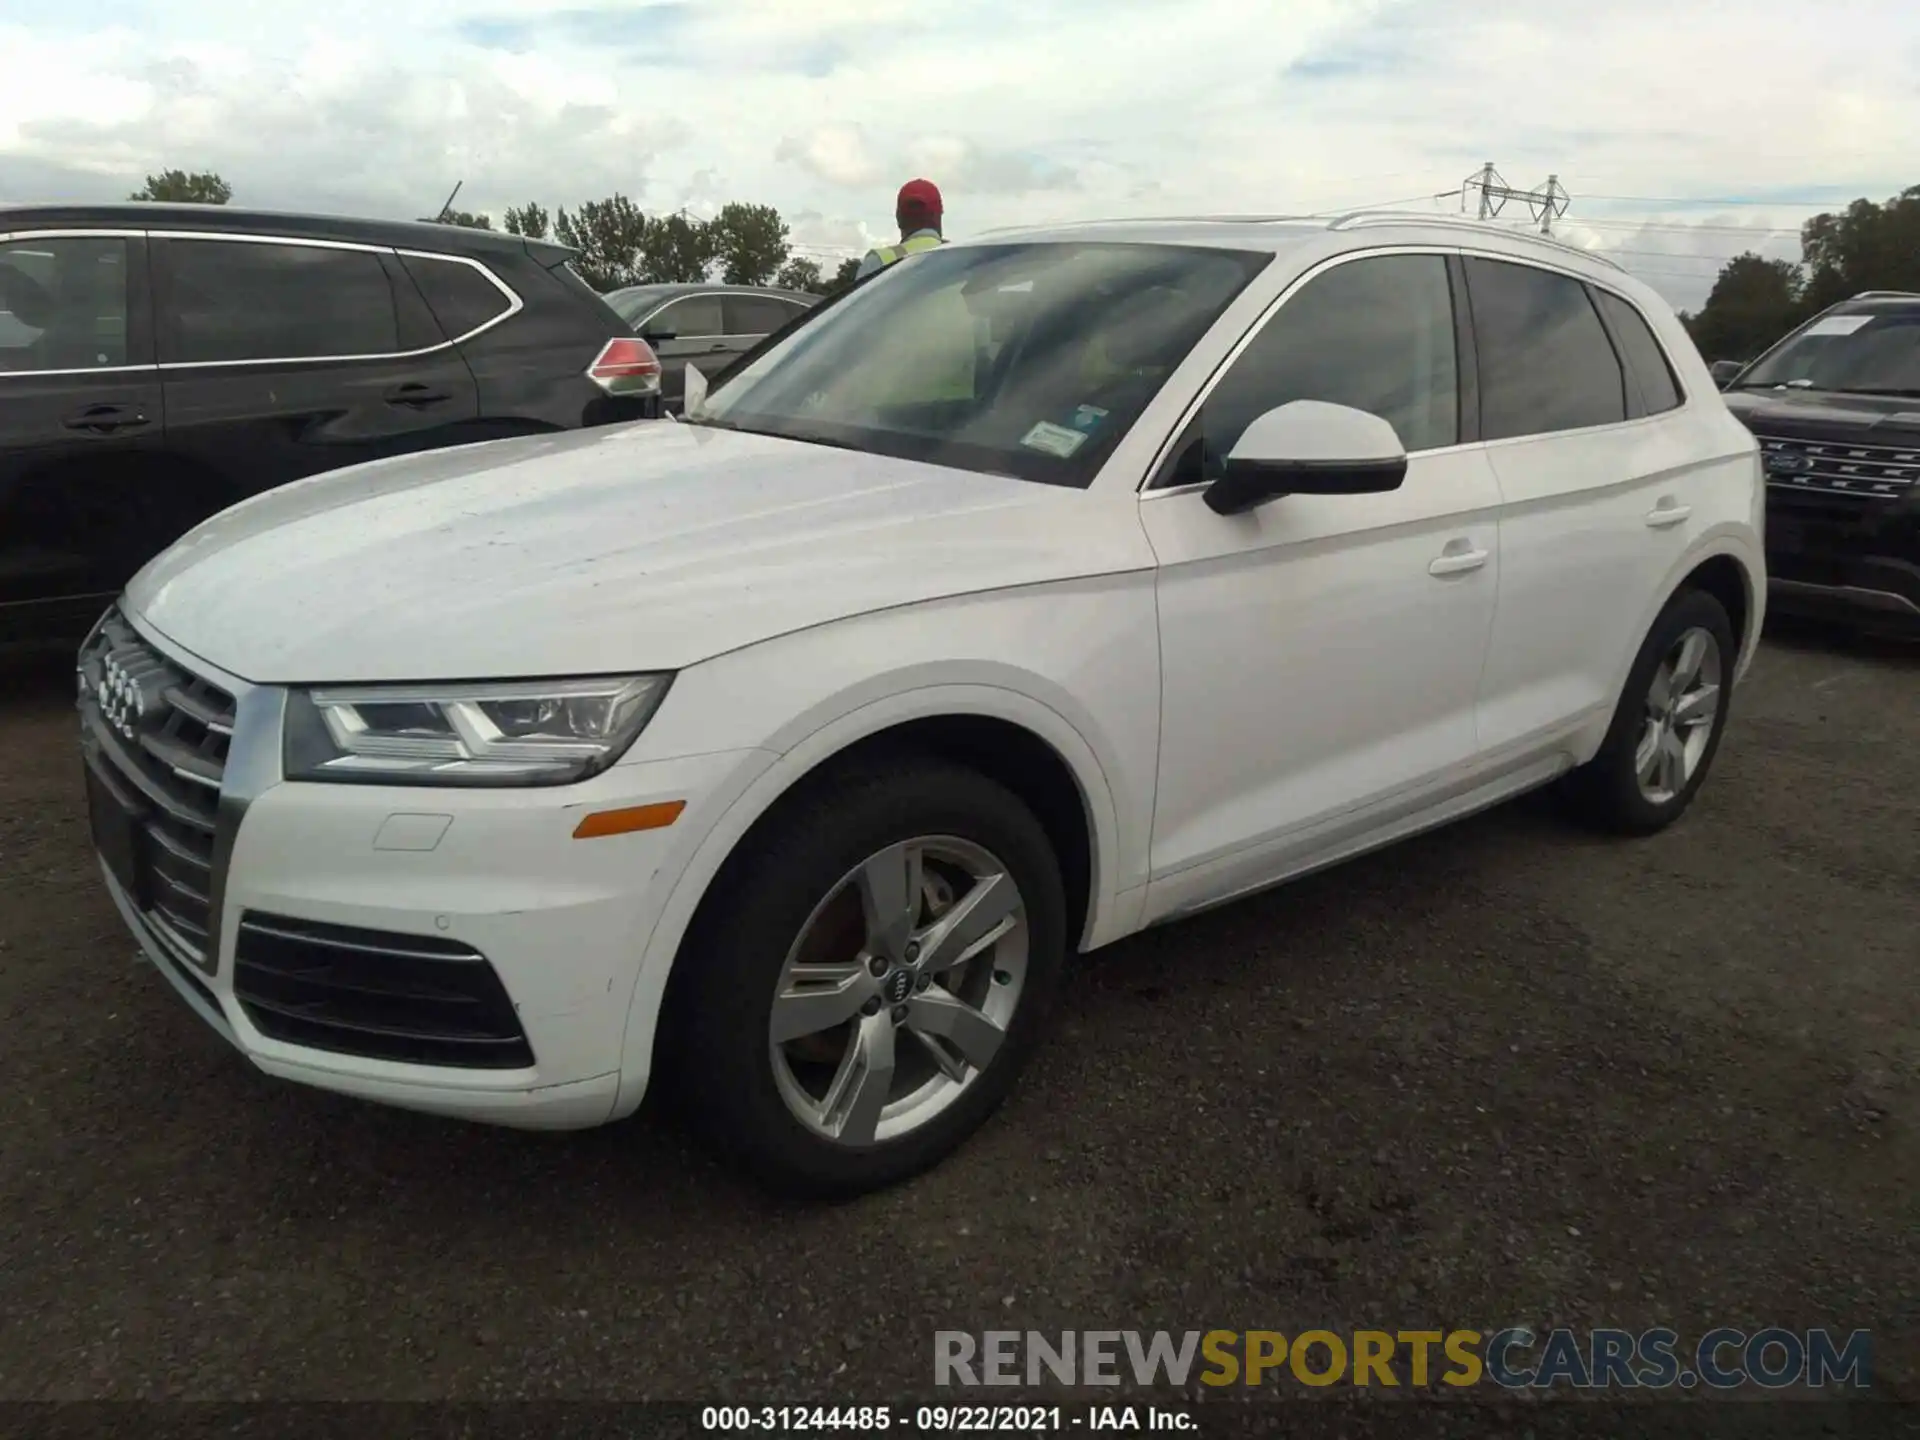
[775,127,882,190]
[2,0,1917,305]
[909,139,1080,198]
[0,26,683,218]
[776,126,1079,200]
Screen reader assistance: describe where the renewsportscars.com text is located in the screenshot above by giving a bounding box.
[934,1328,1871,1391]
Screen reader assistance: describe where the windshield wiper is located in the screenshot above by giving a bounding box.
[1840,386,1920,398]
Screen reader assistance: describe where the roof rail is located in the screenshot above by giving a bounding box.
[1851,289,1920,300]
[1325,210,1627,271]
[970,210,1633,274]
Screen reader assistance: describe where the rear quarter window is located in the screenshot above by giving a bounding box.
[1593,288,1684,415]
[399,254,515,339]
[551,261,636,333]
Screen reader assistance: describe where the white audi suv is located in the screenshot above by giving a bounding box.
[78,214,1765,1195]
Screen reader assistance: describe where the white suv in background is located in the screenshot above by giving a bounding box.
[78,214,1764,1196]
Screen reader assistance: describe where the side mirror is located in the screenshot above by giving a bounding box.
[642,328,678,344]
[1203,400,1408,516]
[684,364,709,418]
[1709,359,1744,389]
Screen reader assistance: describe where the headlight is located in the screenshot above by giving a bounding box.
[283,674,673,787]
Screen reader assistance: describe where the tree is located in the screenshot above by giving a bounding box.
[775,256,825,294]
[1799,185,1920,312]
[503,203,552,240]
[555,193,649,291]
[429,209,494,230]
[1677,182,1920,365]
[642,212,716,283]
[1687,254,1806,363]
[129,170,231,205]
[829,256,863,291]
[707,202,790,286]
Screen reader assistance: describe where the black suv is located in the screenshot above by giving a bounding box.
[1720,291,1920,634]
[0,204,661,641]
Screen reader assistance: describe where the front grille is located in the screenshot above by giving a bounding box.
[78,608,234,969]
[1757,433,1920,500]
[232,912,536,1069]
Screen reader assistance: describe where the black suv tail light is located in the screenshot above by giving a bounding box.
[587,337,662,396]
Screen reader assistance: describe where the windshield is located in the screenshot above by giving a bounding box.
[607,286,672,324]
[1738,307,1920,394]
[693,241,1271,487]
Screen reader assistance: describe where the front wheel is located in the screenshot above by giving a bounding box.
[662,759,1068,1198]
[1559,587,1738,835]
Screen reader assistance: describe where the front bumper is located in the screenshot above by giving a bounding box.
[82,608,763,1129]
[1765,493,1920,630]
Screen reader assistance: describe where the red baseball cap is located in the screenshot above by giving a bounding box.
[897,178,943,220]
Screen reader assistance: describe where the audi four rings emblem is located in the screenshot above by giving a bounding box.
[98,653,147,741]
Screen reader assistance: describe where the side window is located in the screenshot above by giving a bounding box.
[1196,253,1459,475]
[399,254,513,340]
[726,294,808,336]
[1593,288,1684,415]
[1464,257,1626,440]
[649,294,724,338]
[0,234,131,372]
[163,240,401,363]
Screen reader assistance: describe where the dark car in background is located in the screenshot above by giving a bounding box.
[604,282,818,410]
[1721,290,1920,634]
[0,203,662,642]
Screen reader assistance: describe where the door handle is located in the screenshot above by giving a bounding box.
[1428,545,1490,577]
[62,404,150,435]
[383,383,451,408]
[707,343,731,353]
[1645,500,1692,528]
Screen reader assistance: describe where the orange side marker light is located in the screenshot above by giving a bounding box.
[572,800,686,839]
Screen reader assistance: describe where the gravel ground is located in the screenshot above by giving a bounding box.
[0,619,1914,1409]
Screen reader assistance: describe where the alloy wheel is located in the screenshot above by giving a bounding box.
[1635,625,1723,804]
[768,836,1029,1147]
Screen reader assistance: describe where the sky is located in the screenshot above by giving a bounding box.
[2,0,1917,311]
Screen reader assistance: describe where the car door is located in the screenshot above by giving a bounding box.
[639,292,729,408]
[1461,255,1703,757]
[0,228,166,619]
[1139,250,1504,924]
[151,234,480,501]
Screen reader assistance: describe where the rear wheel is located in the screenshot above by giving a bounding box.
[662,759,1067,1198]
[1559,587,1737,835]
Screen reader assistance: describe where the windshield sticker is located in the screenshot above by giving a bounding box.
[1021,421,1090,458]
[1803,314,1875,337]
[1069,404,1110,433]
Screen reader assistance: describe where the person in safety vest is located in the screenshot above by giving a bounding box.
[854,178,945,280]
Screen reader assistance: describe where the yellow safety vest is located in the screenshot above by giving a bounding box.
[871,231,945,268]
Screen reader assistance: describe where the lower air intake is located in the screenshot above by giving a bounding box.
[232,912,535,1069]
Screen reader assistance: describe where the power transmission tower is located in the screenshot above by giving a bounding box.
[1470,162,1500,219]
[1460,163,1571,235]
[1530,175,1570,235]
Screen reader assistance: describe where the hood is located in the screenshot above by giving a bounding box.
[127,421,1149,684]
[1722,386,1920,444]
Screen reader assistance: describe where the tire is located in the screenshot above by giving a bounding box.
[1559,587,1738,835]
[660,757,1068,1198]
